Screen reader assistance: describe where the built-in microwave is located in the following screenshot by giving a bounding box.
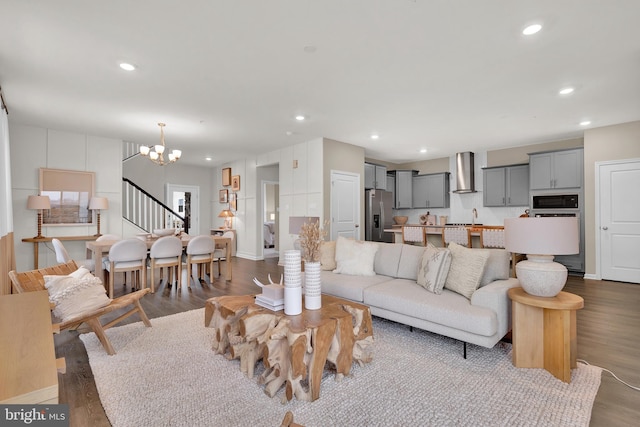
[531,194,579,210]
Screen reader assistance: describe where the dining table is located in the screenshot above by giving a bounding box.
[86,234,233,286]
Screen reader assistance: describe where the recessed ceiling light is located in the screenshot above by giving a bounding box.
[559,87,575,95]
[371,134,379,140]
[295,115,305,121]
[420,148,427,154]
[285,131,293,136]
[303,45,317,54]
[522,24,542,35]
[119,63,136,71]
[205,157,212,161]
[579,120,591,126]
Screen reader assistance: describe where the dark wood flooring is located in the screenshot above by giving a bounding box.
[54,257,640,427]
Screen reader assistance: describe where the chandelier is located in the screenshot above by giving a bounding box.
[139,123,182,165]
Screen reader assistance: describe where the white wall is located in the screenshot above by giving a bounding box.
[9,123,122,271]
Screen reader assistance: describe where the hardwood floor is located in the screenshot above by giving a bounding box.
[54,258,640,426]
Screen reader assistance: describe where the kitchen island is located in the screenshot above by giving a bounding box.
[384,224,502,248]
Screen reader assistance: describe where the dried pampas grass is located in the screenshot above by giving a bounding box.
[299,219,328,262]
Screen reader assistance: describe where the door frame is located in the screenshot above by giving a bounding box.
[329,170,361,241]
[594,157,640,280]
[165,183,200,235]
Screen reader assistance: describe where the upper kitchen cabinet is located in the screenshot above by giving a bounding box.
[364,162,387,190]
[390,170,417,209]
[483,164,529,207]
[412,172,450,209]
[387,174,396,208]
[529,148,584,190]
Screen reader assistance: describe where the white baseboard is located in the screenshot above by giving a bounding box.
[583,273,599,280]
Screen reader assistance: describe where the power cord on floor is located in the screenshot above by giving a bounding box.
[578,359,640,391]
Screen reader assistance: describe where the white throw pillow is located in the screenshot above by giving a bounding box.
[417,243,452,294]
[444,242,490,299]
[320,240,337,271]
[333,236,378,276]
[45,269,111,322]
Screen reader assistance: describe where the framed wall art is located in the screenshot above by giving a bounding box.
[219,189,228,203]
[39,168,95,225]
[231,175,240,191]
[222,168,232,186]
[229,192,237,211]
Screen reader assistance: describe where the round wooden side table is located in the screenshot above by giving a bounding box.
[508,287,584,383]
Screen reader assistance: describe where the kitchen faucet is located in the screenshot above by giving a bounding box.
[472,208,478,226]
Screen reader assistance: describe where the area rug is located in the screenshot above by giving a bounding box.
[81,309,601,427]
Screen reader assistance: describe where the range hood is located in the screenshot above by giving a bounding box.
[453,152,477,193]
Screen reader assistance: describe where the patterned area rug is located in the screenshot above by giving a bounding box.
[81,308,601,426]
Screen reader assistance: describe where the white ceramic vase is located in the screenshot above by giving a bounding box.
[304,261,322,310]
[284,250,302,315]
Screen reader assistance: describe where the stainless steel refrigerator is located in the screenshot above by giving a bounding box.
[365,189,393,242]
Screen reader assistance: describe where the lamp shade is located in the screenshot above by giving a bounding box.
[218,209,234,218]
[27,195,50,210]
[504,217,579,255]
[89,197,109,210]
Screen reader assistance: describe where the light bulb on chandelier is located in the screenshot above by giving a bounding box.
[139,123,182,166]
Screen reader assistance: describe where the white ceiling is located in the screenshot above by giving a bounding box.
[1,1,639,167]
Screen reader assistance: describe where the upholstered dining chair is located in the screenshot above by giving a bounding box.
[402,225,426,246]
[105,238,148,298]
[149,235,182,292]
[442,227,471,247]
[184,235,215,289]
[212,231,234,278]
[52,238,96,272]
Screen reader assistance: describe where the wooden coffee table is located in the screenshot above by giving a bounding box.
[204,294,374,402]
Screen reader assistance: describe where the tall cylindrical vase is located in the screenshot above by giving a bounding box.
[304,261,322,310]
[283,250,302,315]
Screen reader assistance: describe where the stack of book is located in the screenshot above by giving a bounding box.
[255,294,284,311]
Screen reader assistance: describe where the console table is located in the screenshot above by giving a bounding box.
[22,235,97,269]
[508,287,584,383]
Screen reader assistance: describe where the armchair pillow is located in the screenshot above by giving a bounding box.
[44,268,111,322]
[444,242,490,299]
[417,243,452,294]
[333,236,378,276]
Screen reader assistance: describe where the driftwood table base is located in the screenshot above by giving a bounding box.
[205,294,374,402]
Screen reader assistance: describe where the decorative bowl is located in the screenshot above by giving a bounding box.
[393,216,408,225]
[153,228,176,237]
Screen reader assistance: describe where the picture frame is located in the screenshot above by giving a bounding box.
[222,168,232,186]
[219,189,228,203]
[231,175,240,191]
[39,168,95,225]
[229,192,237,211]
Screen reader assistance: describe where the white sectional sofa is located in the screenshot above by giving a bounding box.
[320,240,520,350]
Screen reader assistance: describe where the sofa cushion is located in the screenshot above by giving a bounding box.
[417,243,452,294]
[444,242,490,299]
[396,244,426,280]
[373,242,402,277]
[320,240,337,271]
[333,236,378,276]
[320,270,393,302]
[479,249,510,287]
[363,279,497,337]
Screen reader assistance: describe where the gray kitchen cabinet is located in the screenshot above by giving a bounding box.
[412,172,450,209]
[529,148,583,190]
[364,163,387,190]
[483,164,529,206]
[393,170,416,209]
[387,174,396,208]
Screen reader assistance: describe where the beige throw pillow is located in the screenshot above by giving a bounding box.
[333,236,378,276]
[45,268,111,322]
[444,242,490,299]
[319,240,337,271]
[417,243,452,294]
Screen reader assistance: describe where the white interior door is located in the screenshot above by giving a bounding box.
[330,171,360,240]
[598,159,640,283]
[166,184,200,235]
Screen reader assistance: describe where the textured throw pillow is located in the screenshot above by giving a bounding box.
[417,243,452,294]
[320,240,337,271]
[333,236,378,276]
[444,242,490,299]
[44,269,111,322]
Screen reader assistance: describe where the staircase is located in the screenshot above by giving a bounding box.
[122,178,188,234]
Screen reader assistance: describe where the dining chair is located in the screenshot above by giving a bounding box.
[105,238,148,298]
[149,235,182,293]
[479,227,505,249]
[212,231,234,278]
[402,225,426,246]
[442,227,472,247]
[184,235,215,288]
[52,238,96,271]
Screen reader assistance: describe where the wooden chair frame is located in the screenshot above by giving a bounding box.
[9,260,151,355]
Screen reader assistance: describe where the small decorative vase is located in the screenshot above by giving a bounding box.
[304,261,322,310]
[284,250,302,315]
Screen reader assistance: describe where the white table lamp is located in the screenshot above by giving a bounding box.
[504,217,579,297]
[89,197,109,236]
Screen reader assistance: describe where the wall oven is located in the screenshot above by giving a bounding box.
[529,192,584,273]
